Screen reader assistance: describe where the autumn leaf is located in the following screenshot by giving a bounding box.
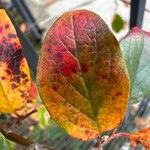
[120,27,150,104]
[0,9,37,116]
[129,128,150,150]
[37,9,130,140]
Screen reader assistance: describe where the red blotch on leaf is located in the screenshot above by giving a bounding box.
[60,52,78,76]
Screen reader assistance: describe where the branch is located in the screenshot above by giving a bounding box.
[101,132,130,147]
[0,123,53,150]
[0,124,33,147]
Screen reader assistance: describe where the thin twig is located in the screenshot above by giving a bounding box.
[0,124,33,147]
[0,123,54,150]
[16,108,38,123]
[101,132,130,147]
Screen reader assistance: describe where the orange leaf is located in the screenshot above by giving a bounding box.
[130,128,150,150]
[37,9,130,140]
[0,9,37,116]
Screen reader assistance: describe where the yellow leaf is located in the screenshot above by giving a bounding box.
[37,9,130,140]
[0,9,37,116]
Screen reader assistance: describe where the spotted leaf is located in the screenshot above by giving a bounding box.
[129,128,150,150]
[0,9,37,116]
[37,9,130,140]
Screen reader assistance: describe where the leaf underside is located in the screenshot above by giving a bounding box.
[120,27,150,104]
[37,9,129,140]
[0,9,36,116]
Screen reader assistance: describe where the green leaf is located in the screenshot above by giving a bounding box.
[38,107,49,128]
[112,13,124,33]
[120,27,150,104]
[0,133,13,150]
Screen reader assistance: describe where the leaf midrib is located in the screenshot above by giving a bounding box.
[71,13,99,128]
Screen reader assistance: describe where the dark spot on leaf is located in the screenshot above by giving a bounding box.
[21,73,27,79]
[81,64,88,73]
[85,130,90,135]
[101,75,107,79]
[1,76,5,80]
[21,91,27,98]
[0,36,23,83]
[12,76,20,83]
[52,86,58,91]
[6,69,11,74]
[25,79,29,82]
[11,83,18,90]
[8,34,17,39]
[115,92,122,96]
[5,24,10,29]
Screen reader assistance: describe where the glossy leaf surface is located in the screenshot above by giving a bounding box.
[0,9,36,116]
[37,9,129,140]
[120,27,150,104]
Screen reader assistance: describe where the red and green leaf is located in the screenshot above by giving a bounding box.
[37,9,130,140]
[0,9,37,116]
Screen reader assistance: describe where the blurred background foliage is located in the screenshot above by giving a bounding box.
[0,0,150,150]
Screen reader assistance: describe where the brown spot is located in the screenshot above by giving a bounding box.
[101,74,107,79]
[81,64,88,73]
[21,73,27,79]
[8,34,17,39]
[85,130,90,135]
[21,91,27,98]
[11,83,18,90]
[6,69,11,74]
[5,24,10,29]
[12,76,20,83]
[25,79,29,82]
[1,76,5,80]
[115,92,122,96]
[52,86,58,91]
